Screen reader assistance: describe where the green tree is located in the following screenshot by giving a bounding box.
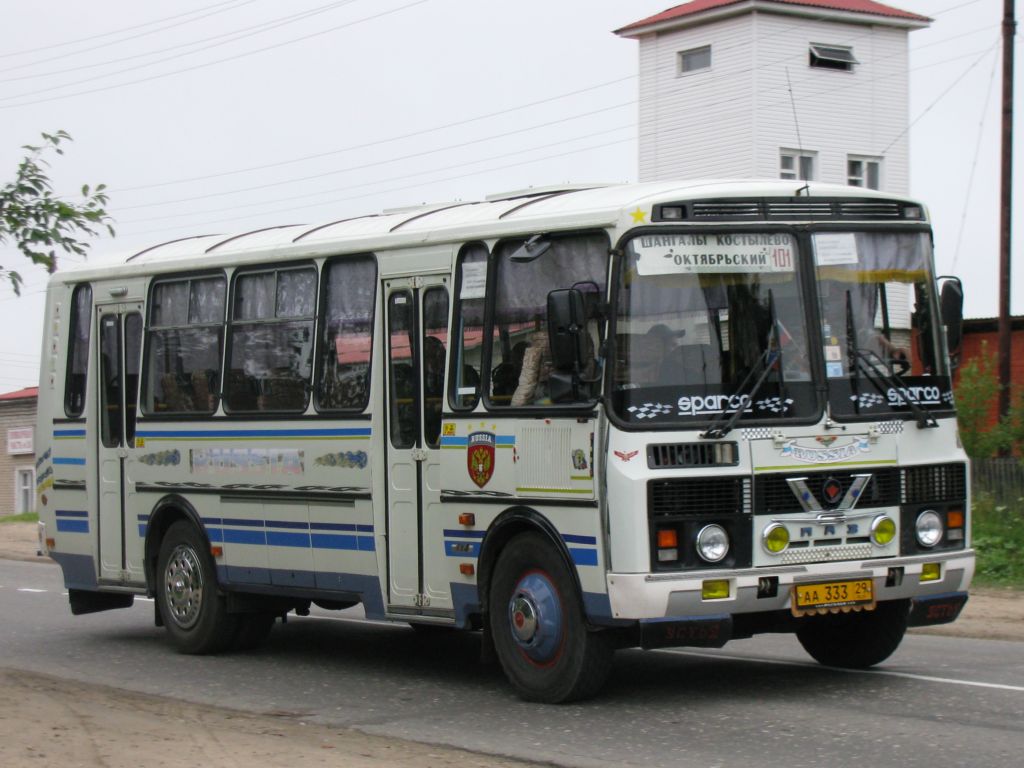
[0,130,114,294]
[954,341,1008,458]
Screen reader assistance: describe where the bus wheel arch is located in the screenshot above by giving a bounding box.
[477,507,582,620]
[142,495,208,595]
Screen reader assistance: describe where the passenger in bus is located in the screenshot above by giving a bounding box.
[511,331,552,406]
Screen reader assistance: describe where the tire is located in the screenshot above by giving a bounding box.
[233,613,276,651]
[156,520,237,654]
[796,599,909,669]
[489,532,613,703]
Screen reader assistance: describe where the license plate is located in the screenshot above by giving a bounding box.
[791,578,875,616]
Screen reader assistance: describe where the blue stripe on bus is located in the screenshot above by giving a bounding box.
[310,533,375,551]
[266,531,311,548]
[562,534,597,545]
[569,547,599,566]
[135,428,371,439]
[53,457,86,466]
[55,509,89,518]
[442,529,486,539]
[221,528,267,545]
[440,435,515,448]
[56,519,89,533]
[53,429,86,438]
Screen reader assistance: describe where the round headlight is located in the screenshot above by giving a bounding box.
[871,515,897,546]
[762,523,790,554]
[696,524,729,563]
[916,510,943,548]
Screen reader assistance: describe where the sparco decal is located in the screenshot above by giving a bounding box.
[887,386,942,406]
[677,393,752,417]
[781,438,870,464]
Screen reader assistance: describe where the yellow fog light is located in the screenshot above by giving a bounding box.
[762,523,790,554]
[920,562,941,582]
[702,579,730,600]
[871,515,897,546]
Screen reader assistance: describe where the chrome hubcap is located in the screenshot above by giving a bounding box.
[511,596,538,643]
[163,544,203,629]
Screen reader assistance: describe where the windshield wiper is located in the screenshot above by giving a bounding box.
[702,292,783,440]
[844,291,937,429]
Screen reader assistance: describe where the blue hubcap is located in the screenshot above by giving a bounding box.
[508,571,563,663]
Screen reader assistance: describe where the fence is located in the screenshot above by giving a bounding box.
[972,458,1024,504]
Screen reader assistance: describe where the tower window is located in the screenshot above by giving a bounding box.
[809,44,858,71]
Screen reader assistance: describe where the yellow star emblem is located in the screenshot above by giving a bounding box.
[630,207,647,223]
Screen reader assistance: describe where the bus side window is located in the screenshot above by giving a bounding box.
[317,254,376,412]
[450,243,487,411]
[64,284,93,418]
[488,232,608,407]
[227,267,316,414]
[143,275,226,416]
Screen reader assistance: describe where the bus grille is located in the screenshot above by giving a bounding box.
[648,441,739,469]
[754,468,902,515]
[902,463,967,504]
[648,477,750,517]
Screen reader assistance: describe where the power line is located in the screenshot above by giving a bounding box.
[0,0,253,62]
[116,101,636,212]
[0,0,429,109]
[0,0,352,84]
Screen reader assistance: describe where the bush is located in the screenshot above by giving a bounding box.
[972,493,1024,586]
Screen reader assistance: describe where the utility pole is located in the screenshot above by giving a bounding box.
[998,0,1016,421]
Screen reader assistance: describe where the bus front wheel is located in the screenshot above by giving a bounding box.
[489,532,613,703]
[795,599,909,669]
[156,520,237,654]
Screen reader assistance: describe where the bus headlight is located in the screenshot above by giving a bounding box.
[871,515,897,546]
[915,510,944,548]
[762,523,789,554]
[696,524,729,563]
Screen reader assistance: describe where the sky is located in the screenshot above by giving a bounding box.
[0,0,1018,393]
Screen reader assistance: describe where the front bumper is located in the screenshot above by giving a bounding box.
[607,550,975,621]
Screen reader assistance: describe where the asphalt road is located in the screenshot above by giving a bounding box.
[2,557,1022,768]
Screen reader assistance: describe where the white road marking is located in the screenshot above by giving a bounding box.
[17,588,47,593]
[660,648,1024,693]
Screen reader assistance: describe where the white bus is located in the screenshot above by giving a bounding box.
[36,180,973,702]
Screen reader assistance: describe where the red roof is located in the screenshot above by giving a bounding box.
[0,386,38,402]
[616,0,931,34]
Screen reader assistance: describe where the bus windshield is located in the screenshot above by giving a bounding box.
[612,231,818,426]
[813,230,953,419]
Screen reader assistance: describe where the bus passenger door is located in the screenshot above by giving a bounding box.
[96,305,143,584]
[383,276,450,612]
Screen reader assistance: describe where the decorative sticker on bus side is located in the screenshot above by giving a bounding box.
[632,233,795,276]
[191,448,305,475]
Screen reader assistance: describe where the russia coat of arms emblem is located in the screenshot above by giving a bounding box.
[467,431,496,488]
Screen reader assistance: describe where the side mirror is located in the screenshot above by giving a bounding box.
[939,277,964,364]
[547,288,586,374]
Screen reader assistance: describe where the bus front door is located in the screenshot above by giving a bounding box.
[95,305,142,584]
[383,276,450,614]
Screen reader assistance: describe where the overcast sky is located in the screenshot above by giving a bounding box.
[0,0,1017,392]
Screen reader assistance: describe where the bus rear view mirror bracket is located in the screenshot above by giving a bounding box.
[509,234,551,263]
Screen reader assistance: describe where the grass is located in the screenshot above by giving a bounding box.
[0,512,37,524]
[972,493,1024,587]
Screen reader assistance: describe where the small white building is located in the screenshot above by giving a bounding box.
[615,0,931,193]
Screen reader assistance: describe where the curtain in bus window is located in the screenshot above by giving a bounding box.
[489,233,608,407]
[64,284,92,417]
[227,267,316,413]
[317,256,376,411]
[144,276,225,415]
[451,243,487,410]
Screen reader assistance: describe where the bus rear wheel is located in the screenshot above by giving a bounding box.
[489,532,613,703]
[795,599,909,669]
[156,520,237,654]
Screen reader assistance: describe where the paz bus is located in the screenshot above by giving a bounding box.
[36,180,973,702]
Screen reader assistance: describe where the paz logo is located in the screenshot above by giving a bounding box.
[467,431,496,488]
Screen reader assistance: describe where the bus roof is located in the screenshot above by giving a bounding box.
[56,179,926,282]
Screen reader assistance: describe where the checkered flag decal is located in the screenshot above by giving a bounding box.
[850,393,884,409]
[627,402,673,419]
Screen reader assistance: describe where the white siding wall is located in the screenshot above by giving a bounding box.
[637,16,756,181]
[635,11,912,193]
